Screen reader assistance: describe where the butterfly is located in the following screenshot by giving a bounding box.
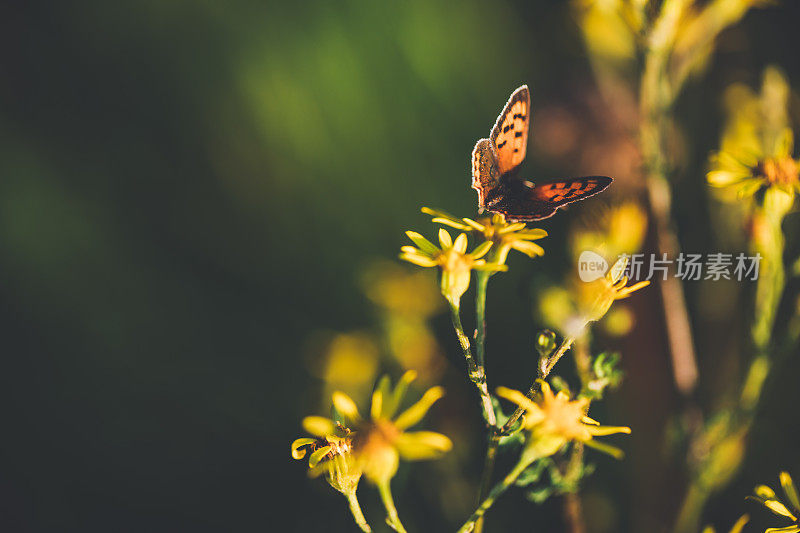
[471,85,612,221]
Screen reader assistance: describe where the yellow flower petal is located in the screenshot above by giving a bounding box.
[394,386,445,430]
[587,424,632,436]
[495,386,542,420]
[383,370,417,419]
[462,217,486,231]
[291,438,318,459]
[438,228,453,249]
[406,231,439,255]
[511,240,545,257]
[583,438,624,459]
[757,485,778,499]
[764,526,800,533]
[707,170,748,187]
[399,253,438,268]
[332,391,362,422]
[453,232,468,254]
[371,387,384,420]
[308,445,332,468]
[471,241,493,259]
[515,228,548,239]
[497,222,527,234]
[400,245,422,255]
[764,499,796,520]
[421,206,463,224]
[780,472,800,513]
[302,416,337,437]
[395,431,453,460]
[729,514,749,533]
[432,217,471,230]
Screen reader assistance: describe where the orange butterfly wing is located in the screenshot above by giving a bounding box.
[532,178,611,206]
[489,85,530,175]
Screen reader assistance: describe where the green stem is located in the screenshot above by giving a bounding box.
[500,337,574,435]
[378,481,407,533]
[345,490,372,533]
[472,269,495,533]
[474,433,500,533]
[458,455,536,533]
[475,271,489,368]
[449,302,497,427]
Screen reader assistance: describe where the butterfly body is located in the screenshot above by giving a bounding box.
[471,85,612,221]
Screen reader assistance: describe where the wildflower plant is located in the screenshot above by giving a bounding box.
[296,188,643,530]
[398,199,642,532]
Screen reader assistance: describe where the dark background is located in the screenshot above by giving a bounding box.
[2,1,800,531]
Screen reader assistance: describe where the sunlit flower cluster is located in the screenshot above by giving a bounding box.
[422,207,548,265]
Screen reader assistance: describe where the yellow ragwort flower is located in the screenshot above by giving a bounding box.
[707,67,800,214]
[749,471,800,533]
[291,420,372,532]
[400,228,506,306]
[496,381,631,461]
[307,370,452,486]
[579,256,650,325]
[291,418,361,495]
[422,207,547,265]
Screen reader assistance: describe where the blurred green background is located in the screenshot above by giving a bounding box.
[2,1,800,531]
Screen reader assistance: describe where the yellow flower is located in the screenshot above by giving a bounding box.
[496,381,630,461]
[707,66,800,213]
[295,373,451,532]
[422,207,547,265]
[749,471,800,533]
[400,228,506,306]
[303,371,451,488]
[291,420,373,532]
[336,371,452,485]
[291,419,361,495]
[579,256,649,325]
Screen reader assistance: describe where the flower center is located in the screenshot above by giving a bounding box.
[757,157,799,187]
